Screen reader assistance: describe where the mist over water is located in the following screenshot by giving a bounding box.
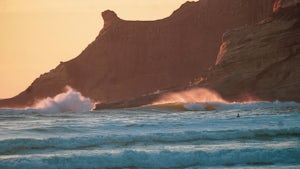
[153,88,226,105]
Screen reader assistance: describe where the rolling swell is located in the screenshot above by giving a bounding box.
[1,127,300,155]
[0,101,299,168]
[183,101,300,111]
[1,148,299,169]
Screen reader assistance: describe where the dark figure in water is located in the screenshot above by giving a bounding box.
[237,113,240,118]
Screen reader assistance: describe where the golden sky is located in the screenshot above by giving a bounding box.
[0,0,189,98]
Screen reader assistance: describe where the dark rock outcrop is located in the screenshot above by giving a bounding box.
[0,0,275,108]
[204,2,300,102]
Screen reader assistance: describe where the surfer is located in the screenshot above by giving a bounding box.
[237,113,240,118]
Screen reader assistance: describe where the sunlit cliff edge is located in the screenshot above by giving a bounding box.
[2,0,298,109]
[203,0,300,102]
[95,0,300,109]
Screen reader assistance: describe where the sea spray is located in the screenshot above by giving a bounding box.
[0,101,299,168]
[184,101,300,111]
[33,87,94,113]
[152,88,226,105]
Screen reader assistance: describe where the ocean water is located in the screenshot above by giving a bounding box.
[0,100,300,169]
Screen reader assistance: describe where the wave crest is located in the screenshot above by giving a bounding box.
[32,87,94,113]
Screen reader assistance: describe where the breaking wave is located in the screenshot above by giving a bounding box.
[1,87,94,113]
[149,100,300,112]
[0,94,299,169]
[152,88,226,105]
[1,127,300,155]
[184,101,300,111]
[1,148,299,169]
[33,87,94,113]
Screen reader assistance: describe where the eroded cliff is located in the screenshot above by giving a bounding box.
[205,2,300,102]
[0,0,275,108]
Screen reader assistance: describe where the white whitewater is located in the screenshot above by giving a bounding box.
[2,87,94,114]
[0,92,299,168]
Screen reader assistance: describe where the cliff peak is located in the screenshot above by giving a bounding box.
[0,0,276,108]
[102,10,120,28]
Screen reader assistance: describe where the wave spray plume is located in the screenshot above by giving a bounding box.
[33,86,94,113]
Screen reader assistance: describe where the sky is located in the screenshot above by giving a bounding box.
[0,0,190,98]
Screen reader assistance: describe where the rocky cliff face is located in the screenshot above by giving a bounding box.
[273,0,300,12]
[0,0,275,108]
[205,2,300,102]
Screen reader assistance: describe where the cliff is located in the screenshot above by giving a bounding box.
[94,0,300,109]
[0,0,275,108]
[204,1,300,102]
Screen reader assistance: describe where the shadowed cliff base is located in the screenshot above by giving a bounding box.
[0,0,286,109]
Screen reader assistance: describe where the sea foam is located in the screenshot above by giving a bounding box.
[1,148,299,169]
[1,127,299,155]
[33,87,94,113]
[0,87,94,113]
[184,101,300,111]
[0,99,299,169]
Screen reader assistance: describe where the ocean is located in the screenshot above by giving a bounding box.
[0,97,300,168]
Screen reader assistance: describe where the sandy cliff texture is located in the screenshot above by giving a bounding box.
[204,2,300,102]
[0,0,275,108]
